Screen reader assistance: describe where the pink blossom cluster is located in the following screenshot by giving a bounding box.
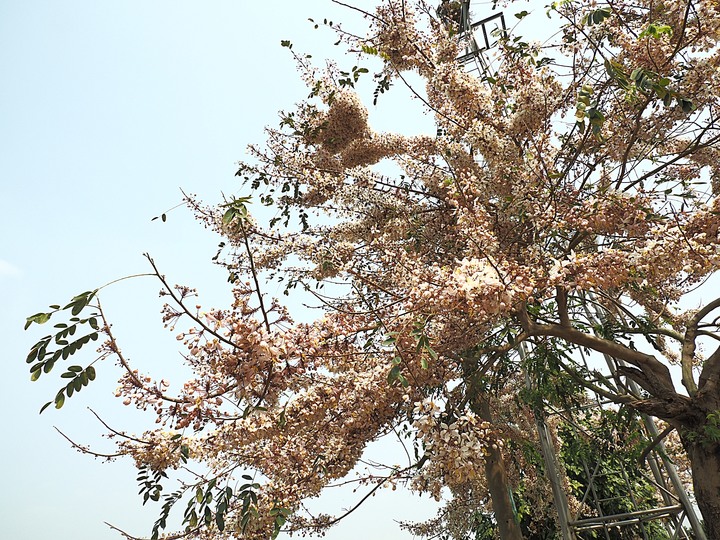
[100,0,720,536]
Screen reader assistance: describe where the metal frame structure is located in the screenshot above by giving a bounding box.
[443,2,707,538]
[524,342,704,540]
[456,12,506,69]
[533,311,706,539]
[438,1,507,74]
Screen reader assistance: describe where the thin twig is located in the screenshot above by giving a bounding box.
[237,219,272,334]
[88,408,152,445]
[144,253,237,349]
[54,426,122,458]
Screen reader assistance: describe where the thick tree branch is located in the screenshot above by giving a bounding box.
[685,297,720,396]
[556,286,570,327]
[613,326,684,342]
[517,304,677,398]
[616,365,670,399]
[697,344,720,410]
[682,328,701,396]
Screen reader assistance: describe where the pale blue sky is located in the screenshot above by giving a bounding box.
[0,1,446,539]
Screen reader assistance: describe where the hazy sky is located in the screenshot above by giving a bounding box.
[0,1,445,539]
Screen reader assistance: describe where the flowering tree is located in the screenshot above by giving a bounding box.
[25,0,720,538]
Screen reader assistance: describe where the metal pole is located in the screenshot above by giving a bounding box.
[639,413,707,540]
[521,344,575,540]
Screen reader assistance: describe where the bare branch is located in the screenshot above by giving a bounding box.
[517,304,678,398]
[88,408,153,445]
[683,297,720,396]
[556,287,570,327]
[54,427,122,459]
[237,219,272,334]
[144,254,238,349]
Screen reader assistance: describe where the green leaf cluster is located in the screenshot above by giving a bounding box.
[387,356,409,387]
[151,489,184,540]
[172,475,261,537]
[220,196,252,227]
[25,290,97,330]
[638,23,673,40]
[705,411,720,443]
[185,478,222,531]
[147,447,259,539]
[575,84,605,138]
[338,65,369,89]
[605,60,694,112]
[521,342,585,410]
[583,7,611,26]
[25,290,100,413]
[684,410,720,446]
[269,504,292,539]
[372,73,392,105]
[237,477,260,533]
[559,409,671,539]
[411,317,438,369]
[138,465,168,506]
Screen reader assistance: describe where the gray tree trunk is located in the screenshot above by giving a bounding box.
[478,399,523,540]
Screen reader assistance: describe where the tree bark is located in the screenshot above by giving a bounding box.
[682,436,719,539]
[478,400,524,540]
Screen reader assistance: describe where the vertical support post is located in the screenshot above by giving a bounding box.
[460,0,470,34]
[640,414,707,540]
[521,344,575,540]
[535,412,576,539]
